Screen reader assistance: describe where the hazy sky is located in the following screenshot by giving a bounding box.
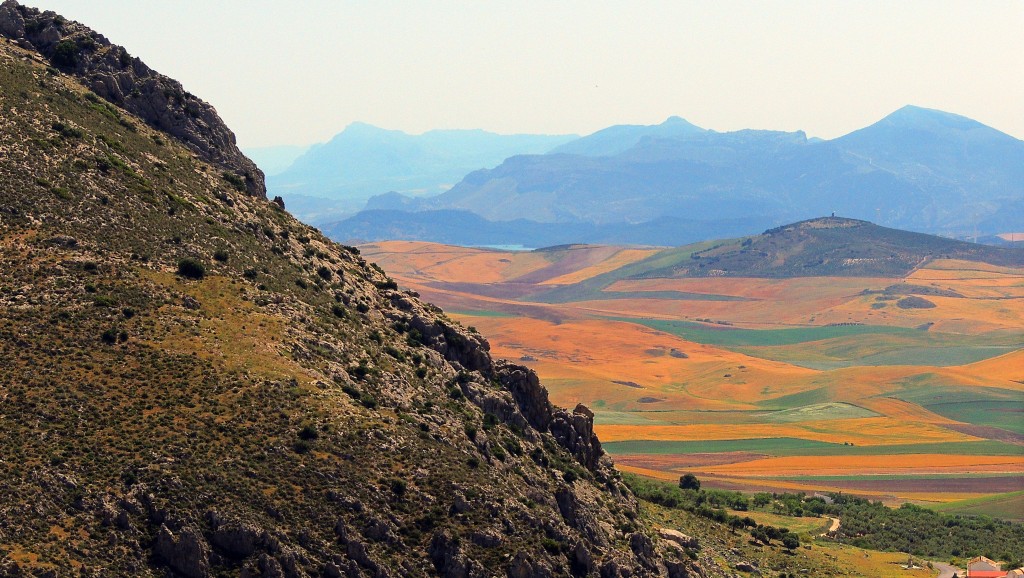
[29,1,1024,147]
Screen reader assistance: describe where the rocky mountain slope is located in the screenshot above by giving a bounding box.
[0,5,709,578]
[0,0,264,197]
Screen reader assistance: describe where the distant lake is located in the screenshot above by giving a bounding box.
[471,244,536,252]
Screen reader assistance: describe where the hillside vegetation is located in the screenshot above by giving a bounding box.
[630,217,1024,279]
[0,5,714,576]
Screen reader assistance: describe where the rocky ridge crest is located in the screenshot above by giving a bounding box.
[0,0,265,197]
[0,12,710,577]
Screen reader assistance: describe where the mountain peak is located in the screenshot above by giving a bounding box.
[337,121,406,139]
[878,105,988,132]
[550,116,706,156]
[0,0,265,196]
[660,115,703,131]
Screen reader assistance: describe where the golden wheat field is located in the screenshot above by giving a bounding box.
[361,242,1024,505]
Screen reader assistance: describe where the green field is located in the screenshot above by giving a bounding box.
[766,402,879,423]
[926,400,1024,435]
[613,318,1022,369]
[593,408,778,426]
[889,385,1024,435]
[624,318,914,347]
[932,491,1024,521]
[602,438,1024,457]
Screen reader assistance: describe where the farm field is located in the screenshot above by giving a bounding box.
[932,491,1024,521]
[361,230,1024,507]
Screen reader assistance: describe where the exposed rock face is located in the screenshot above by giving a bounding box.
[154,525,211,578]
[659,528,699,550]
[734,561,757,573]
[0,0,265,197]
[0,5,722,576]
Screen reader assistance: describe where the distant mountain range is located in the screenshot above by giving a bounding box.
[323,209,779,248]
[264,123,576,222]
[242,144,310,176]
[325,106,1023,247]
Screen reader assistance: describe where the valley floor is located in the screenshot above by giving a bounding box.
[363,241,1024,512]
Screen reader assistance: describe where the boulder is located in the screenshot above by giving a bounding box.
[658,528,699,549]
[154,525,210,578]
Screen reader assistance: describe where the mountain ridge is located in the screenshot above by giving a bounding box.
[0,9,707,577]
[0,0,265,197]
[267,122,577,221]
[626,216,1024,280]
[346,105,1023,245]
[549,116,706,157]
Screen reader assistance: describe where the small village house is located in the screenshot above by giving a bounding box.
[966,556,1024,578]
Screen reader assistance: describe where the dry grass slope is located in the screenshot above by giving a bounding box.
[0,31,713,577]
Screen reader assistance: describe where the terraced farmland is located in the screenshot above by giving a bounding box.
[361,223,1024,508]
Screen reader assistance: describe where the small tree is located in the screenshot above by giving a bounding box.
[729,517,745,535]
[782,533,800,551]
[679,473,701,491]
[177,258,206,279]
[52,40,79,69]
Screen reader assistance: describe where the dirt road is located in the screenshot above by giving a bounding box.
[820,516,841,536]
[932,561,963,578]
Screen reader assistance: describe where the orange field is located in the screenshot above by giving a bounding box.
[365,241,1024,504]
[696,454,1024,477]
[593,419,979,445]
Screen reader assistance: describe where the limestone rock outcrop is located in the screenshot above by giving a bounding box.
[0,0,265,197]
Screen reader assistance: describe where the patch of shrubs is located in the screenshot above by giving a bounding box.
[52,39,79,69]
[92,295,115,307]
[51,120,83,139]
[100,328,128,345]
[222,171,246,192]
[177,258,206,279]
[298,425,319,441]
[100,328,118,344]
[896,296,936,309]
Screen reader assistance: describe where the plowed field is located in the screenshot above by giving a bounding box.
[362,242,1024,505]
